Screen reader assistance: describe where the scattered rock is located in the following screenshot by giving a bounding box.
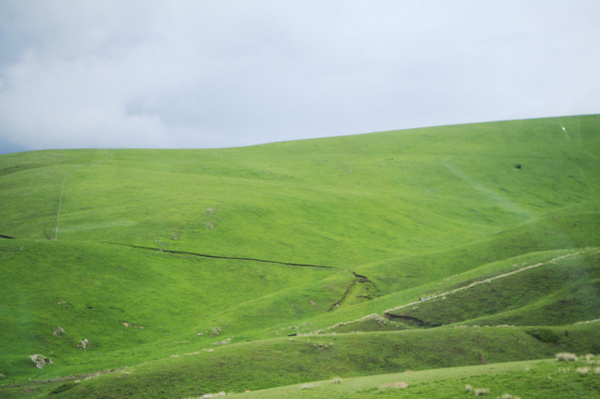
[0,373,5,378]
[53,326,66,336]
[30,354,53,369]
[77,339,90,350]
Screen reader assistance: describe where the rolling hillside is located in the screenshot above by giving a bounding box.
[1,115,599,398]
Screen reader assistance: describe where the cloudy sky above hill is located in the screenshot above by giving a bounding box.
[0,1,599,153]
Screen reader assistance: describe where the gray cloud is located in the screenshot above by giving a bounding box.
[1,0,599,153]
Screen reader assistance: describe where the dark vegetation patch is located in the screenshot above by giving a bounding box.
[49,381,78,395]
[0,163,45,178]
[525,328,560,343]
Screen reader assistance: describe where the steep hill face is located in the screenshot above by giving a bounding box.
[1,115,599,397]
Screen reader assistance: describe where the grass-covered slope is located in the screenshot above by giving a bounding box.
[1,114,599,397]
[223,355,600,399]
[2,115,598,264]
[4,324,600,398]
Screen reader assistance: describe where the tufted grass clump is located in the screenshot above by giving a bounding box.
[301,383,319,390]
[576,367,590,375]
[466,384,490,396]
[183,392,226,399]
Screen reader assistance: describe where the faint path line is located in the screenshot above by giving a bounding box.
[52,151,113,241]
[563,118,598,159]
[442,160,532,219]
[573,318,600,325]
[561,126,572,142]
[1,367,126,388]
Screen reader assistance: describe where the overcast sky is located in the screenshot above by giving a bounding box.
[0,1,599,154]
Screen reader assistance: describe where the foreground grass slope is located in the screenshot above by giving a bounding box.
[225,356,600,399]
[4,324,600,398]
[1,115,599,397]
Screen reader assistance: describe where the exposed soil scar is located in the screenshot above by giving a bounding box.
[383,313,441,328]
[329,272,377,311]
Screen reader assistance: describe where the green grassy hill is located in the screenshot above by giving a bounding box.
[1,115,599,397]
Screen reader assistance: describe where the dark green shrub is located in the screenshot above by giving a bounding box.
[50,381,78,394]
[525,328,560,343]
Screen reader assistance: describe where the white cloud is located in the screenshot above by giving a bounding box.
[1,0,599,152]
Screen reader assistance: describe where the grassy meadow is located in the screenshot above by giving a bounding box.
[1,115,599,397]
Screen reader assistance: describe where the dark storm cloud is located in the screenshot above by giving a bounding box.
[0,0,599,153]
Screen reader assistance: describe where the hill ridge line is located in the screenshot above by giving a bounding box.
[109,242,337,269]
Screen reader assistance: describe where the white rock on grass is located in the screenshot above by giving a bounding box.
[77,338,90,350]
[29,354,53,369]
[556,352,578,362]
[53,326,66,336]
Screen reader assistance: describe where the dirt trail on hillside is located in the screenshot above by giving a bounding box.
[384,247,599,315]
[315,247,599,334]
[1,367,125,389]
